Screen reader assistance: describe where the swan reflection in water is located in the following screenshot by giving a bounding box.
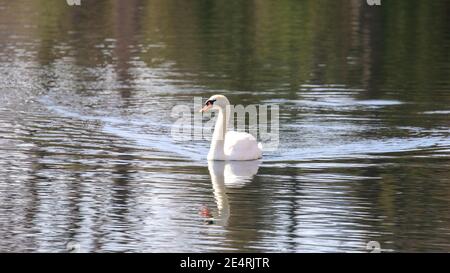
[202,160,260,225]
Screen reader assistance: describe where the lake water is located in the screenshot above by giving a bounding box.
[0,0,449,252]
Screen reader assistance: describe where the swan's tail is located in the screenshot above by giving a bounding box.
[258,142,263,158]
[258,142,263,150]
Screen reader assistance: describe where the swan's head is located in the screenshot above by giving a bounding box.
[200,95,230,113]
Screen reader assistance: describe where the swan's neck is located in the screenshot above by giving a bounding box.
[208,106,230,160]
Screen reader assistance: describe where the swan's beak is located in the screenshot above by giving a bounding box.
[200,105,212,113]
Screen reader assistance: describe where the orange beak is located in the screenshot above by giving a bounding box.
[199,104,212,113]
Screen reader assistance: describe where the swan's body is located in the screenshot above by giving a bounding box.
[219,131,262,161]
[200,95,262,161]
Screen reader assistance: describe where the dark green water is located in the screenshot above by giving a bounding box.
[0,0,449,252]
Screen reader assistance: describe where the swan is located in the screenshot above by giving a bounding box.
[200,95,262,161]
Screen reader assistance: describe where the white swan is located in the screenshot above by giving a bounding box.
[200,95,262,161]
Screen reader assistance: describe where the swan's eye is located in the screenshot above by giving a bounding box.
[205,99,216,106]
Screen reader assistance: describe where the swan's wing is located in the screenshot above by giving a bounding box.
[224,131,262,160]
